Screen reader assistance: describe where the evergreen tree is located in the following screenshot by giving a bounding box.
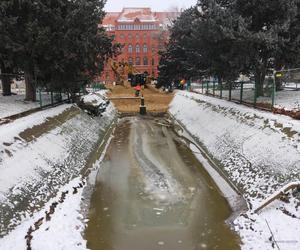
[190,0,246,83]
[234,0,300,94]
[157,7,198,88]
[158,0,300,94]
[0,0,119,101]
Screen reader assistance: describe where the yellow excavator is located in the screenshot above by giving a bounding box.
[110,60,138,86]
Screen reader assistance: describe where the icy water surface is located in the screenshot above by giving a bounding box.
[85,117,240,250]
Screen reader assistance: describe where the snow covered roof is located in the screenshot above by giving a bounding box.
[102,12,119,26]
[154,12,180,28]
[117,8,156,23]
[102,8,180,28]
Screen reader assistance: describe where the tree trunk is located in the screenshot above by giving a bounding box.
[255,65,267,97]
[275,62,283,91]
[1,75,12,96]
[255,72,263,97]
[275,77,283,91]
[1,64,12,96]
[25,71,36,101]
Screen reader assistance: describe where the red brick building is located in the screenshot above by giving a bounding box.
[100,8,179,83]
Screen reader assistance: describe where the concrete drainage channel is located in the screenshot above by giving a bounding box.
[0,105,245,249]
[82,112,244,250]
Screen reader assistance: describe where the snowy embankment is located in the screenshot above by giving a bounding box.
[170,91,300,250]
[0,91,116,249]
[0,94,39,119]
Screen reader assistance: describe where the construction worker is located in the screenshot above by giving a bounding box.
[180,79,186,90]
[134,84,141,97]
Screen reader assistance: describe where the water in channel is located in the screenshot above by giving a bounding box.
[85,117,240,250]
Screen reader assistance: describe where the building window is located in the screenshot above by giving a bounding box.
[128,44,133,53]
[143,33,147,40]
[136,57,141,65]
[136,34,140,40]
[143,44,148,53]
[120,34,125,39]
[136,44,140,53]
[128,34,132,40]
[134,24,141,30]
[143,57,148,65]
[128,57,133,65]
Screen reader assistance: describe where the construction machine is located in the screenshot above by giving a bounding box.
[110,60,137,86]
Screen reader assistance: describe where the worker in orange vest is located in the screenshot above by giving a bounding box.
[134,84,141,97]
[180,79,186,90]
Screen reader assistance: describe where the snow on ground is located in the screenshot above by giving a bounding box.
[0,177,87,250]
[0,104,70,146]
[0,94,39,119]
[170,91,300,250]
[0,92,70,119]
[192,83,300,111]
[274,89,300,110]
[80,90,108,107]
[0,96,116,239]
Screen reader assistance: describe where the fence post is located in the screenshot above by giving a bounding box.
[220,81,223,99]
[213,80,215,96]
[51,91,54,105]
[271,74,276,109]
[229,82,232,101]
[240,82,244,103]
[254,82,257,107]
[206,81,209,94]
[39,88,42,108]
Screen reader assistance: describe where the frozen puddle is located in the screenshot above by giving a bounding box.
[85,117,240,250]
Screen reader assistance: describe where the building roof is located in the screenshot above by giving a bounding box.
[117,8,156,23]
[102,8,180,27]
[154,12,180,27]
[102,12,119,26]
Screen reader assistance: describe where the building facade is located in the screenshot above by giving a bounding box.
[100,8,179,83]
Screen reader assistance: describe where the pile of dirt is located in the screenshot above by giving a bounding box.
[107,84,174,113]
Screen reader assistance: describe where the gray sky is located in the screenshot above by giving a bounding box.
[104,0,197,12]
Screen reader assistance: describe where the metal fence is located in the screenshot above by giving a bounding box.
[191,75,278,110]
[0,73,84,109]
[35,89,71,108]
[192,69,300,112]
[276,68,300,91]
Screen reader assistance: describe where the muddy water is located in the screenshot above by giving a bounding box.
[85,118,240,250]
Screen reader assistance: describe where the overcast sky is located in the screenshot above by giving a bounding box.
[104,0,197,12]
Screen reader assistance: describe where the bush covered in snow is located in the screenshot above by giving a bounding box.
[78,91,110,116]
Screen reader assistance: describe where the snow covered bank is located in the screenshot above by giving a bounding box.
[170,91,300,250]
[0,94,39,119]
[0,100,116,238]
[0,177,87,250]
